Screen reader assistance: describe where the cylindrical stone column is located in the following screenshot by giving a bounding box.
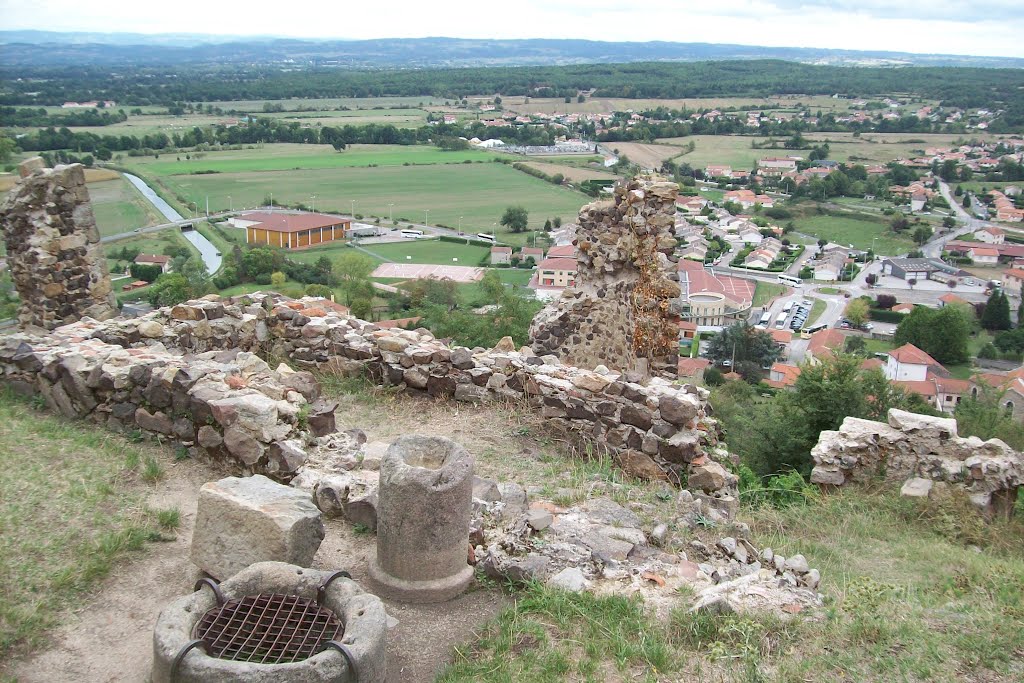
[367,435,474,603]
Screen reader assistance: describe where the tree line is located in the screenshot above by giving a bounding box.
[3,60,1022,128]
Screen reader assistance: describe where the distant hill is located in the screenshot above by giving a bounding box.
[2,32,1022,69]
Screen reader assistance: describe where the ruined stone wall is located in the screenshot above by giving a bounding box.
[529,175,681,378]
[0,158,117,329]
[810,409,1022,518]
[0,294,737,507]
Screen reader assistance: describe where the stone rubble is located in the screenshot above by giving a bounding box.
[1,292,737,503]
[530,175,682,379]
[810,409,1022,517]
[0,159,117,329]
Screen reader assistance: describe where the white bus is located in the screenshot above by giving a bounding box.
[782,301,793,313]
[757,311,772,328]
[775,312,788,329]
[476,233,496,244]
[800,322,829,339]
[400,229,424,239]
[777,274,803,287]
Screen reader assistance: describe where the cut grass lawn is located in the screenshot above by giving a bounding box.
[356,239,491,266]
[440,487,1024,683]
[123,143,495,176]
[806,298,827,326]
[0,390,174,659]
[753,281,789,308]
[792,213,915,256]
[150,162,589,246]
[88,176,165,237]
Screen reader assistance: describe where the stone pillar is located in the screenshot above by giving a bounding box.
[529,174,681,378]
[368,436,474,603]
[0,158,118,330]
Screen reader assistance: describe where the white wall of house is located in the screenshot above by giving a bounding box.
[885,356,928,381]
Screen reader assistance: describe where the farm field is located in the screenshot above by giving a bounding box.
[149,162,590,246]
[604,142,685,169]
[122,143,494,175]
[490,96,850,116]
[656,132,1008,170]
[88,177,165,237]
[358,239,491,266]
[792,213,915,255]
[518,161,618,183]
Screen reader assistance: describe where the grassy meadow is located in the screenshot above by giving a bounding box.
[791,212,916,255]
[88,176,166,237]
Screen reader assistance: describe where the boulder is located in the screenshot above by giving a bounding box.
[900,477,934,498]
[617,449,667,481]
[688,461,728,493]
[191,475,325,580]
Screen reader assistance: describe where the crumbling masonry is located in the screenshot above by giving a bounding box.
[0,158,117,329]
[530,175,682,378]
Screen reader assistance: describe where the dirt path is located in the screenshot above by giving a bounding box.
[3,395,523,683]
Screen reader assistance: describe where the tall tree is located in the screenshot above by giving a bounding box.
[980,290,1011,331]
[500,206,529,233]
[894,305,970,364]
[705,322,781,368]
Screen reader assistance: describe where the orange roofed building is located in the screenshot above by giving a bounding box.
[237,212,353,250]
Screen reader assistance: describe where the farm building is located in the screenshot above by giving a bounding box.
[235,212,353,250]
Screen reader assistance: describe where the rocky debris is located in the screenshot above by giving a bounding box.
[190,475,325,580]
[0,160,117,330]
[548,567,589,592]
[811,409,1023,517]
[1,291,734,504]
[529,175,682,379]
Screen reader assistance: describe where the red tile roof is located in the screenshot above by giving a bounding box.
[892,303,916,313]
[767,362,801,388]
[135,253,170,265]
[677,357,711,376]
[491,246,513,254]
[889,343,940,367]
[969,247,999,257]
[238,212,351,233]
[939,292,967,304]
[808,329,845,357]
[861,358,885,371]
[768,329,793,344]
[547,245,576,258]
[537,257,578,271]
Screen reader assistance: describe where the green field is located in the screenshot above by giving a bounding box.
[147,160,589,246]
[752,281,788,307]
[102,230,197,272]
[88,177,165,237]
[793,214,915,255]
[657,132,1006,170]
[123,143,494,175]
[357,239,492,266]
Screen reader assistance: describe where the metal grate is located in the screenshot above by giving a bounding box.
[193,593,343,664]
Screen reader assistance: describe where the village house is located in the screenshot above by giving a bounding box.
[704,164,732,178]
[535,257,577,288]
[757,157,799,177]
[974,227,1005,244]
[743,237,783,269]
[974,367,1024,421]
[990,190,1024,222]
[1003,268,1024,296]
[968,246,1000,265]
[884,343,971,413]
[132,254,172,274]
[938,292,969,308]
[678,238,709,262]
[490,246,513,265]
[767,362,801,389]
[519,247,544,264]
[723,189,774,209]
[813,250,848,282]
[805,328,845,365]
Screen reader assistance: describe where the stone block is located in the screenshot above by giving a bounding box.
[191,475,325,580]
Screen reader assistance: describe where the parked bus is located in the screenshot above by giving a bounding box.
[400,229,424,239]
[782,301,793,313]
[774,312,788,329]
[476,233,496,243]
[757,311,771,328]
[777,274,803,287]
[800,322,829,339]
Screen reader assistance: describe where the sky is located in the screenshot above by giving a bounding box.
[2,0,1023,59]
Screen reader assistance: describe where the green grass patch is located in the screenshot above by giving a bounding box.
[150,162,588,246]
[0,390,170,658]
[88,176,165,237]
[806,298,827,326]
[863,338,896,355]
[792,213,914,256]
[459,268,535,303]
[753,281,788,308]
[354,239,491,266]
[124,143,493,176]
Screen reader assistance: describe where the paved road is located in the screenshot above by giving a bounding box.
[121,174,222,273]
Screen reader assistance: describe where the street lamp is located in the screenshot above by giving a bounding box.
[228,195,232,212]
[350,199,355,218]
[424,209,430,227]
[388,203,394,222]
[311,195,316,213]
[458,216,463,233]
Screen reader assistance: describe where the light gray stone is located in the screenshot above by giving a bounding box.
[900,477,934,498]
[190,475,325,580]
[547,567,588,592]
[784,554,809,575]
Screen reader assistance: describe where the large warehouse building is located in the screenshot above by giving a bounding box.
[230,212,353,249]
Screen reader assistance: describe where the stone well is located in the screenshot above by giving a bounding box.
[367,436,475,603]
[152,562,387,683]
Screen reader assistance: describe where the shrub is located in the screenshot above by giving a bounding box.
[703,367,725,386]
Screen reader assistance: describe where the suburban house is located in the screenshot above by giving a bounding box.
[546,245,576,259]
[768,329,792,359]
[757,157,799,176]
[490,246,512,265]
[235,212,352,250]
[743,238,783,269]
[938,292,969,308]
[974,367,1024,421]
[1003,268,1024,296]
[974,227,1005,244]
[676,196,708,214]
[737,227,764,245]
[990,190,1024,222]
[132,254,171,273]
[947,240,1024,260]
[678,237,709,261]
[805,328,846,365]
[527,253,579,300]
[767,362,801,389]
[892,302,917,314]
[704,164,732,178]
[723,189,774,209]
[813,250,848,282]
[677,357,711,381]
[519,247,544,264]
[884,343,970,413]
[968,246,1000,265]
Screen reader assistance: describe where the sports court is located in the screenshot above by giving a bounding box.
[371,263,484,282]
